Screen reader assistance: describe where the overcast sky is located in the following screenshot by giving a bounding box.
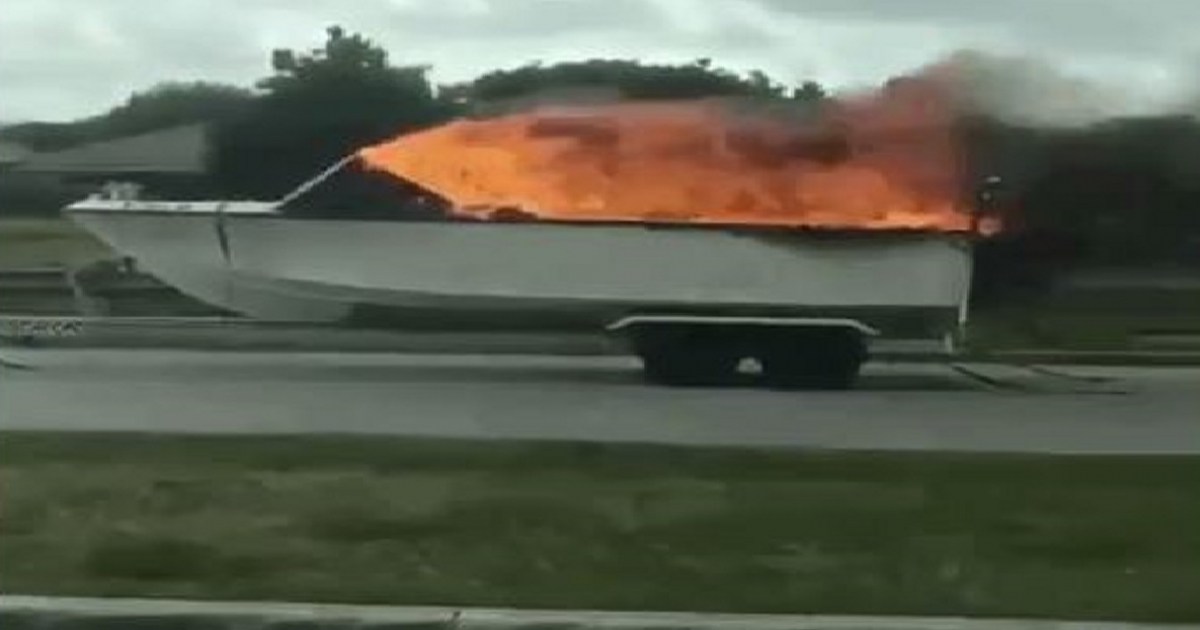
[2,0,1198,122]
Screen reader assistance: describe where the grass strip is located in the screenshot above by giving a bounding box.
[2,432,1198,622]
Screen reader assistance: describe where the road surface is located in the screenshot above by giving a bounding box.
[2,348,1198,454]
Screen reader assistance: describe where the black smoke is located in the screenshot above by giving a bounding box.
[964,113,1200,305]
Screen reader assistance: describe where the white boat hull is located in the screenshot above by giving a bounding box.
[65,200,973,336]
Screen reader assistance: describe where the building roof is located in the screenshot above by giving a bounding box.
[0,140,31,166]
[16,123,210,175]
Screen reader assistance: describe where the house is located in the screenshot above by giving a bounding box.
[0,140,31,172]
[13,123,215,197]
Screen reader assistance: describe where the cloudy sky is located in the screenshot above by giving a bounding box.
[2,0,1198,122]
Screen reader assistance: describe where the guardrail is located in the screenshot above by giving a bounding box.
[0,315,618,356]
[0,268,221,317]
[4,315,1200,365]
[0,268,167,291]
[0,267,71,280]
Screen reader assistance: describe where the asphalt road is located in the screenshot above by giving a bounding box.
[2,348,1198,454]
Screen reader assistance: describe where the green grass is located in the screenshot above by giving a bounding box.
[2,433,1199,622]
[0,218,112,269]
[967,311,1132,350]
[968,308,1200,352]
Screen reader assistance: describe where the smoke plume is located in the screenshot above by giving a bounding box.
[923,50,1197,128]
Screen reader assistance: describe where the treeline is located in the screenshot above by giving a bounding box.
[3,26,1199,273]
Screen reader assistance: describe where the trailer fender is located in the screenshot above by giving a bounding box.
[605,315,880,337]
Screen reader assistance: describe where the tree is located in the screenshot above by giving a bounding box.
[791,81,827,103]
[447,59,806,107]
[103,82,254,137]
[213,26,452,198]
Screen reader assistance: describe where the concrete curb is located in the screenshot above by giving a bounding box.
[1,596,1195,630]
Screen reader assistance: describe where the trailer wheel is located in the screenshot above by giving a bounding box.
[641,346,739,387]
[758,329,866,391]
[635,328,741,387]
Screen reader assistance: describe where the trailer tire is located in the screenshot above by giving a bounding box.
[758,329,866,391]
[636,330,741,388]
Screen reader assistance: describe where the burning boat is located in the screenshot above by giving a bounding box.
[64,95,983,388]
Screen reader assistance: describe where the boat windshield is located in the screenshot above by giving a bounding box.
[275,155,452,221]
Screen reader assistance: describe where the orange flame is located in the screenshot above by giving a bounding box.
[358,73,988,232]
